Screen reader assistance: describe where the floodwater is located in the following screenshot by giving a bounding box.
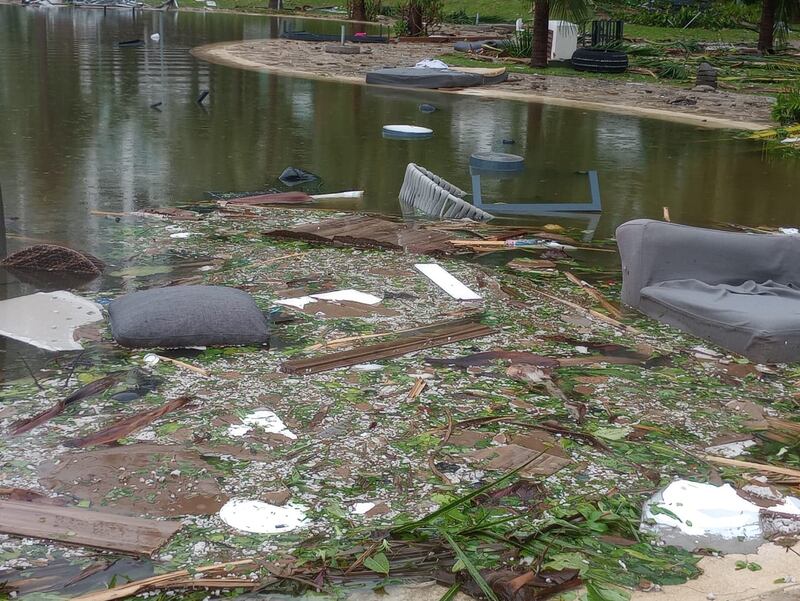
[1,3,799,255]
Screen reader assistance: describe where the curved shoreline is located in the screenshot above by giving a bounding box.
[192,40,772,131]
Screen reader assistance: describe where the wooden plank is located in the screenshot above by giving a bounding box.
[704,455,800,478]
[226,191,313,206]
[282,317,493,375]
[71,559,256,601]
[264,215,458,255]
[0,500,181,556]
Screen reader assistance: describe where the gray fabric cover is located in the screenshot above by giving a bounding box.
[617,219,800,363]
[109,285,269,348]
[366,68,483,89]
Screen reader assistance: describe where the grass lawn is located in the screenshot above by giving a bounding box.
[439,52,681,86]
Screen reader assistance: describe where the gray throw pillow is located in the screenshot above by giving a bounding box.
[109,286,269,348]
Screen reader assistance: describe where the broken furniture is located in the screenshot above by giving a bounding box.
[264,214,460,255]
[617,219,800,363]
[469,152,603,216]
[399,163,493,221]
[108,285,269,348]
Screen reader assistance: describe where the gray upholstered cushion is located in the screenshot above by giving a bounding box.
[640,279,800,363]
[617,220,800,363]
[109,286,269,348]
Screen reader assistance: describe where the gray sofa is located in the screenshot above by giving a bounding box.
[616,219,800,364]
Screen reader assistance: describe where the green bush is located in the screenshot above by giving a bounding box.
[608,1,760,29]
[773,85,800,125]
[445,8,472,23]
[506,29,533,58]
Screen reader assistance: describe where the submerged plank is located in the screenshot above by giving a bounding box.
[282,316,493,375]
[0,500,181,555]
[264,215,459,255]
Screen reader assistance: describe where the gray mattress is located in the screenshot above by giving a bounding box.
[366,67,483,89]
[617,219,800,363]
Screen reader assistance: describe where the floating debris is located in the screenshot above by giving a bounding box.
[218,499,308,534]
[227,409,297,439]
[0,291,103,351]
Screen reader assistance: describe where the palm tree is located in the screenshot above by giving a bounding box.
[350,0,367,21]
[530,0,591,67]
[758,0,798,53]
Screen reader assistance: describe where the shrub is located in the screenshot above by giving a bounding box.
[506,29,533,58]
[608,1,760,30]
[773,85,800,125]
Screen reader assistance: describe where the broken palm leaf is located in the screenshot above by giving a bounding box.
[438,583,461,601]
[65,396,192,448]
[442,531,499,601]
[70,560,257,601]
[392,459,539,534]
[10,371,127,435]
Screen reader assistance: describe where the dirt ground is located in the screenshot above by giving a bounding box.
[192,39,775,130]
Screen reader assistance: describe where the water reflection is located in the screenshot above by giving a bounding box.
[0,2,798,268]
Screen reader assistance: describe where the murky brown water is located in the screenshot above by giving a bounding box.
[1,3,798,254]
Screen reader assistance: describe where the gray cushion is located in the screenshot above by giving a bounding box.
[109,286,269,348]
[640,279,800,364]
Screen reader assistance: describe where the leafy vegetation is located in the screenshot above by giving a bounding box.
[772,83,800,124]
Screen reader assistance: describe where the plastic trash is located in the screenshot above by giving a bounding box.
[150,33,160,42]
[414,59,449,69]
[642,480,800,553]
[278,166,320,186]
[382,125,433,140]
[419,103,437,113]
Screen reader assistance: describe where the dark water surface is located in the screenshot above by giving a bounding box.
[1,3,799,255]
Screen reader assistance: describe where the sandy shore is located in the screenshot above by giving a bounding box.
[192,39,774,130]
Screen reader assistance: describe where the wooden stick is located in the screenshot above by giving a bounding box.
[155,355,209,377]
[408,378,427,399]
[563,272,624,320]
[704,455,800,479]
[71,560,257,601]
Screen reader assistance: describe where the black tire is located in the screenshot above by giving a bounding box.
[570,48,628,73]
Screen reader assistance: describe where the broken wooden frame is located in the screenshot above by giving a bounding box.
[281,316,493,375]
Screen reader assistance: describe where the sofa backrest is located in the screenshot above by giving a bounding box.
[616,219,800,307]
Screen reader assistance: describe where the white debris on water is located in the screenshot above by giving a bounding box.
[218,499,308,534]
[351,502,376,515]
[0,291,103,352]
[227,409,297,439]
[643,480,800,552]
[705,439,757,458]
[275,289,382,309]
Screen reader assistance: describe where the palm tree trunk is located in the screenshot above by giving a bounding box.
[407,0,424,36]
[758,0,777,54]
[531,0,550,68]
[350,0,367,21]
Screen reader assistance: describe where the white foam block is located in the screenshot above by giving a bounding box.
[275,289,382,309]
[414,264,481,301]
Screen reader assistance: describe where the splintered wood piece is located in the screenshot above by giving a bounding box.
[0,500,180,556]
[282,317,493,375]
[65,396,192,448]
[226,191,313,206]
[71,559,257,601]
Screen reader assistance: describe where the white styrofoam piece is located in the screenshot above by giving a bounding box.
[383,125,433,135]
[0,291,103,352]
[643,480,800,541]
[414,263,481,301]
[275,289,382,309]
[219,499,308,534]
[352,502,376,515]
[227,409,297,440]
